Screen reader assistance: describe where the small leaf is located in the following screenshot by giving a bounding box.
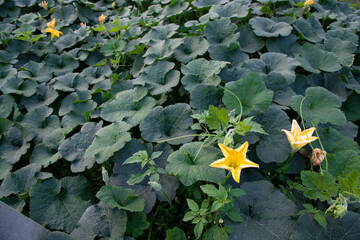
[200,184,221,198]
[187,198,199,212]
[314,213,327,230]
[166,227,187,240]
[194,222,204,239]
[205,106,229,130]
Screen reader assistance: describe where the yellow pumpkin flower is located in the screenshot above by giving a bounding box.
[282,120,318,151]
[47,18,56,28]
[45,28,63,38]
[304,0,314,6]
[40,1,48,10]
[210,142,259,183]
[99,14,106,24]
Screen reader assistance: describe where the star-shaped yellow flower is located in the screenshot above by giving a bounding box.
[47,18,56,28]
[210,142,259,183]
[282,120,318,151]
[45,28,63,38]
[99,14,106,24]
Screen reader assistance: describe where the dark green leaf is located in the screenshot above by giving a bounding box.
[223,73,273,115]
[173,36,209,63]
[85,121,132,164]
[126,212,150,237]
[165,227,187,240]
[166,142,225,186]
[96,185,145,212]
[59,122,103,172]
[140,103,195,145]
[204,18,240,47]
[70,202,127,240]
[249,17,292,37]
[30,176,92,232]
[228,181,297,240]
[295,43,341,74]
[291,87,346,126]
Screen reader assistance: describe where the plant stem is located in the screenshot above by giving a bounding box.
[160,189,172,206]
[224,172,231,184]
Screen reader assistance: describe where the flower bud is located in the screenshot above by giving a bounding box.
[312,148,326,166]
[40,1,48,10]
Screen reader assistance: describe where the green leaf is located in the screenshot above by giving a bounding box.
[161,0,189,17]
[249,17,292,37]
[291,87,346,126]
[301,171,338,201]
[238,24,265,54]
[140,103,195,145]
[101,87,156,126]
[100,39,126,57]
[181,58,228,92]
[0,157,12,180]
[141,24,179,42]
[230,188,245,197]
[313,127,359,154]
[200,184,221,198]
[235,117,267,136]
[223,73,273,115]
[343,91,360,121]
[313,213,327,230]
[183,211,197,221]
[133,61,180,95]
[187,198,199,212]
[0,126,33,164]
[325,38,357,67]
[293,17,325,43]
[96,185,145,212]
[295,43,341,74]
[85,121,132,164]
[266,34,300,56]
[190,85,224,112]
[59,122,103,173]
[173,36,209,63]
[0,94,15,118]
[210,200,223,212]
[205,106,229,130]
[194,222,204,239]
[226,208,242,223]
[228,181,297,240]
[143,38,183,65]
[203,225,228,240]
[260,52,300,84]
[14,0,36,7]
[338,171,360,199]
[44,53,79,77]
[290,212,360,240]
[30,176,92,233]
[0,163,51,197]
[52,5,77,26]
[166,227,187,240]
[210,1,249,18]
[326,150,360,178]
[192,0,228,8]
[127,173,147,186]
[166,142,225,186]
[126,212,150,237]
[70,202,127,240]
[204,18,240,47]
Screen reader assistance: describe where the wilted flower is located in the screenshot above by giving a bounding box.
[112,1,116,8]
[47,18,56,29]
[40,1,48,10]
[45,28,63,38]
[312,148,326,166]
[210,142,259,183]
[304,0,314,6]
[80,22,86,27]
[99,14,107,24]
[282,120,318,151]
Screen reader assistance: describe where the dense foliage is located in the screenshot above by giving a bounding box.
[0,0,360,239]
